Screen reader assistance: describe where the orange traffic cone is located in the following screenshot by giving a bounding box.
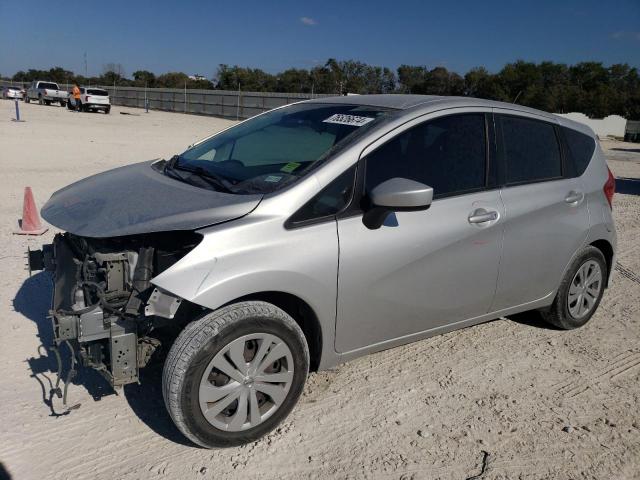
[14,187,48,235]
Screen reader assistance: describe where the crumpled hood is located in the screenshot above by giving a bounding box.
[41,160,262,238]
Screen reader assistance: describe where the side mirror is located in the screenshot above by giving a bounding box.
[363,177,433,229]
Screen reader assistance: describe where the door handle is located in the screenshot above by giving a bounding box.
[564,191,584,205]
[468,209,499,224]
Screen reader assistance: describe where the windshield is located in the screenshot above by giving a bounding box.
[172,103,390,194]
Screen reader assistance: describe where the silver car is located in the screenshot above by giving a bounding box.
[29,95,616,448]
[2,86,25,99]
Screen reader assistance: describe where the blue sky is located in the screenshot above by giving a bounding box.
[1,0,639,78]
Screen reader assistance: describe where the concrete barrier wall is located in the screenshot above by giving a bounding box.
[0,80,333,120]
[554,112,628,138]
[2,79,632,132]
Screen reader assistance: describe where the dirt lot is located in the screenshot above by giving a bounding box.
[0,101,639,480]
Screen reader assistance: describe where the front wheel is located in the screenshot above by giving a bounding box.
[163,301,309,448]
[541,246,607,329]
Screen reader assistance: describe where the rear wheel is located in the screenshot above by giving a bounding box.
[105,107,111,114]
[541,246,607,329]
[60,100,66,107]
[163,301,309,448]
[44,99,51,106]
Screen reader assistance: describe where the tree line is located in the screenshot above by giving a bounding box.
[7,59,640,118]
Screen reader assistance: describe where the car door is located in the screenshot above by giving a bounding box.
[335,110,505,354]
[490,110,590,311]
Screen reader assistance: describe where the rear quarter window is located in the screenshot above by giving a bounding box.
[562,127,596,177]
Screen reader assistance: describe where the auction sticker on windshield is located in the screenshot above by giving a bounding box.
[280,162,301,173]
[323,114,375,127]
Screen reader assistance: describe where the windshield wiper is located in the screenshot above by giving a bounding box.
[164,154,180,171]
[171,163,236,194]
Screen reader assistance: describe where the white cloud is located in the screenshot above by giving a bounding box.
[300,16,317,26]
[611,31,640,41]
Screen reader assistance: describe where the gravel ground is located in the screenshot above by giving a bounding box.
[0,101,639,480]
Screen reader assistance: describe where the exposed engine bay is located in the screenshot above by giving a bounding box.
[29,231,202,391]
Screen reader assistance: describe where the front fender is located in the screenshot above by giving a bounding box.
[150,214,340,356]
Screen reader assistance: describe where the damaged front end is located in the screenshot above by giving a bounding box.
[29,231,202,390]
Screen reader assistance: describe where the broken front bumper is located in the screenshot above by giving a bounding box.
[29,234,181,388]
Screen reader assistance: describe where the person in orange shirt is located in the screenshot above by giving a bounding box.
[72,83,81,112]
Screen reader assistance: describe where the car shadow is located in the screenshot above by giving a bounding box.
[0,462,12,480]
[14,272,114,416]
[14,271,192,444]
[504,310,561,330]
[123,364,195,447]
[611,147,640,153]
[615,177,640,196]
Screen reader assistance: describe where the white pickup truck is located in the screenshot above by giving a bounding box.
[25,80,68,106]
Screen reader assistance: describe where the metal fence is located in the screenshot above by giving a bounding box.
[0,79,333,120]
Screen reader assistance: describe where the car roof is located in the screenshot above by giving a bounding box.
[303,93,596,137]
[305,94,443,110]
[304,94,558,120]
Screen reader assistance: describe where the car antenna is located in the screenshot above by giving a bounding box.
[513,91,522,104]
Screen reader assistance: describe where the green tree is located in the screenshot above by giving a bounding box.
[132,70,156,87]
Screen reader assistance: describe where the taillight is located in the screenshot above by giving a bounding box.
[86,96,91,102]
[603,167,615,209]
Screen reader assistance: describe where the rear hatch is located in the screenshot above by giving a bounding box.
[86,88,110,105]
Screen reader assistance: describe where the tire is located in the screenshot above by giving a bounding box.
[60,100,66,107]
[163,301,309,448]
[541,246,607,330]
[67,100,74,110]
[44,99,51,106]
[105,107,111,114]
[25,96,30,103]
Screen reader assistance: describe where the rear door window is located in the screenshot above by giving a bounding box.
[562,127,595,177]
[498,115,562,184]
[365,113,487,198]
